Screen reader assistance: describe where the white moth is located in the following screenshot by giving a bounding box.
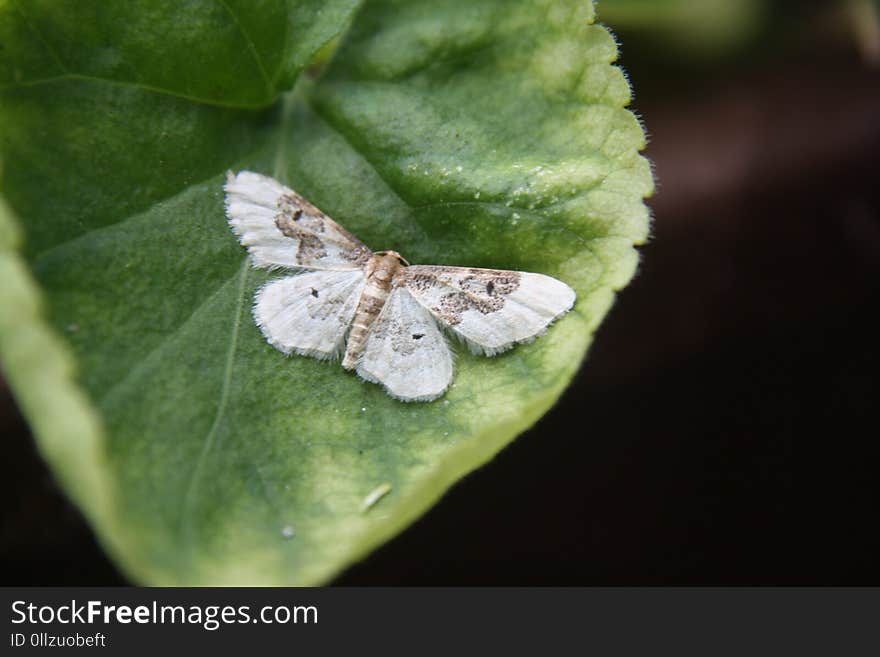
[224,171,576,402]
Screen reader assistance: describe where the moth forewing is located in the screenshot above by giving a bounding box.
[401,266,576,356]
[224,170,371,272]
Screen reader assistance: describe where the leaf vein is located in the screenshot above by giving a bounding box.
[0,73,274,110]
[214,0,274,97]
[10,0,70,75]
[179,258,249,547]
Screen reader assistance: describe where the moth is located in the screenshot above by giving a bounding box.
[224,171,576,402]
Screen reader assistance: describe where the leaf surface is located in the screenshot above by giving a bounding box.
[0,0,652,584]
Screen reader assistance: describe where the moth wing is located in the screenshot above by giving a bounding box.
[402,265,575,356]
[225,170,372,271]
[356,287,454,402]
[255,269,365,360]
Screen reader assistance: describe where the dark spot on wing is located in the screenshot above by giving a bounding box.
[412,333,424,340]
[310,288,319,298]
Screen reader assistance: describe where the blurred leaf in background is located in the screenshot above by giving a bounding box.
[600,0,766,57]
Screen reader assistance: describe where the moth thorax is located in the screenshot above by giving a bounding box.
[365,251,406,286]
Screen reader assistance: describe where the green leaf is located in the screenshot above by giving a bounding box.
[0,195,122,559]
[0,0,652,584]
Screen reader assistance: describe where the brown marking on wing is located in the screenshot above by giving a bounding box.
[403,266,521,326]
[275,214,329,262]
[278,192,368,242]
[275,192,373,267]
[273,191,374,267]
[341,244,374,267]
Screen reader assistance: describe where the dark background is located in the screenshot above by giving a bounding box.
[2,1,879,585]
